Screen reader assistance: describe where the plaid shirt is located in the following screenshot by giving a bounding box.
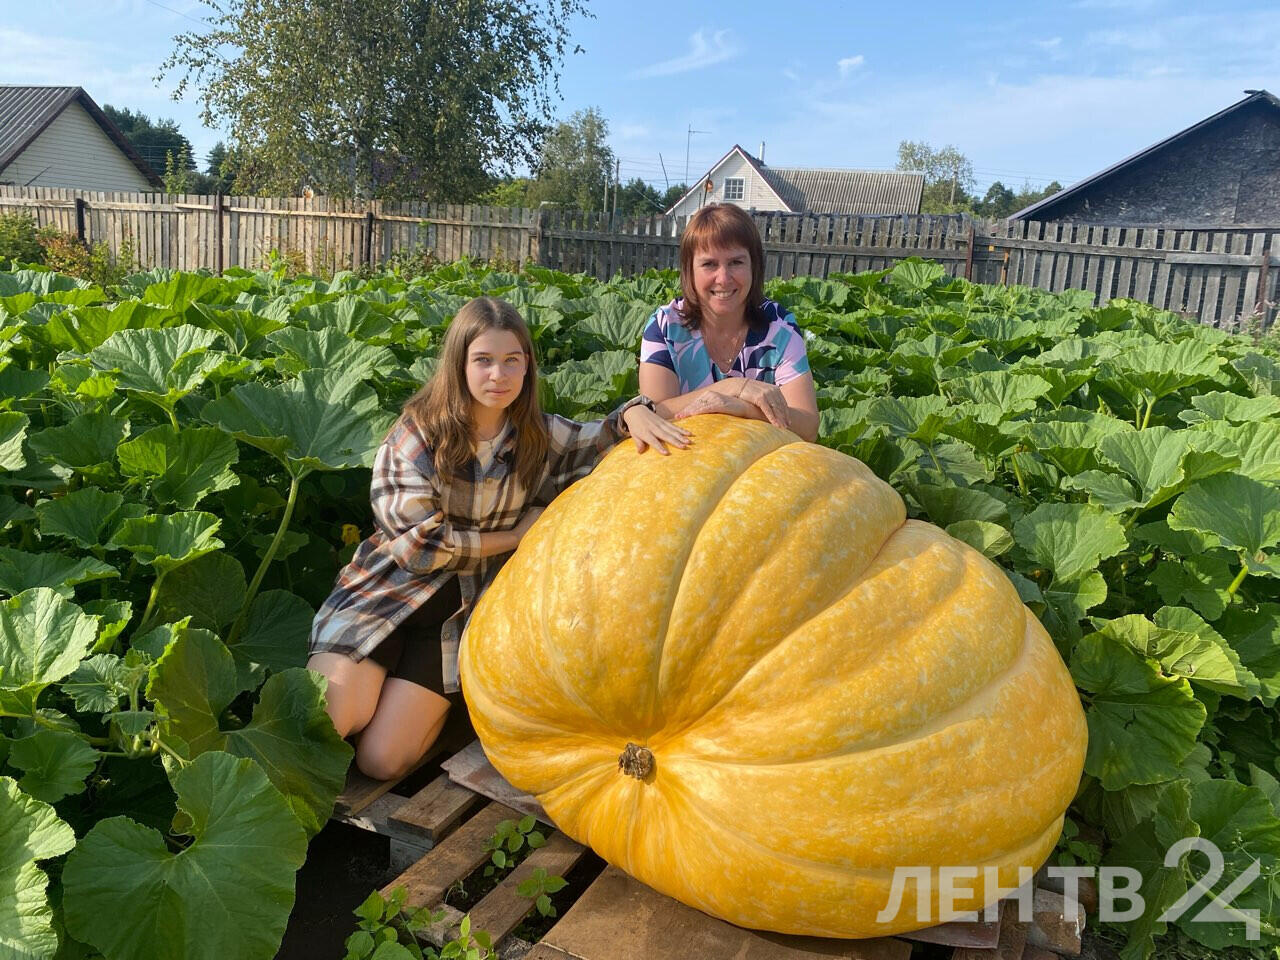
[309,406,631,692]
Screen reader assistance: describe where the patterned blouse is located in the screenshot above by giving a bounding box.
[308,407,630,693]
[639,297,810,391]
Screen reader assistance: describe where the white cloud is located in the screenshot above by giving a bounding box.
[837,55,865,77]
[634,29,738,78]
[615,123,651,141]
[1033,37,1062,50]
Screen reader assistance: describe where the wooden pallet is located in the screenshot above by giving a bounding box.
[333,739,1086,960]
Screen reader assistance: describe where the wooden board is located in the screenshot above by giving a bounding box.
[538,865,911,960]
[383,800,517,907]
[466,831,587,945]
[442,739,549,825]
[389,772,483,843]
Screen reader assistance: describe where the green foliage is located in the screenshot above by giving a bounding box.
[895,140,976,213]
[3,253,1280,959]
[0,214,44,267]
[102,103,196,179]
[526,107,615,212]
[344,887,493,960]
[161,0,587,200]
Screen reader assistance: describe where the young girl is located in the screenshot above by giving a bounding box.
[307,296,689,780]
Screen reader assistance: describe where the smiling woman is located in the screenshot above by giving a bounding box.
[638,204,820,441]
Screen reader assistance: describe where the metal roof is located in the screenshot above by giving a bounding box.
[1011,88,1280,221]
[664,144,923,215]
[0,85,163,188]
[758,165,924,215]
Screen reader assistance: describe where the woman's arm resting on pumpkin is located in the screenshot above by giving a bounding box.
[639,362,818,440]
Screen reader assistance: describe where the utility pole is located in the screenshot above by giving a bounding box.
[685,124,709,187]
[612,158,620,221]
[658,153,670,192]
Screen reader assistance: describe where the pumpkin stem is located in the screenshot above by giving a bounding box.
[618,742,654,780]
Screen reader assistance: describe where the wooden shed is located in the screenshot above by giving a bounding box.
[666,145,923,218]
[1012,89,1280,225]
[0,85,162,192]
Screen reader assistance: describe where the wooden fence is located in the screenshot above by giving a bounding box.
[1,186,1275,328]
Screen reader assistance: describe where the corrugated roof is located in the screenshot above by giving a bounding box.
[664,144,923,215]
[759,166,924,215]
[1011,88,1280,221]
[0,85,162,188]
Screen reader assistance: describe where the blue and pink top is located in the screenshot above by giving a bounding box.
[639,297,811,390]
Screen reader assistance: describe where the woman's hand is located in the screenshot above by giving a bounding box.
[622,405,692,455]
[731,379,791,430]
[672,390,757,421]
[512,505,544,541]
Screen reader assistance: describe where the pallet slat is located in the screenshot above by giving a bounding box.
[466,832,587,945]
[389,773,484,842]
[382,801,516,907]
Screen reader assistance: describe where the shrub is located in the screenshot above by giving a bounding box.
[38,229,136,287]
[0,212,46,265]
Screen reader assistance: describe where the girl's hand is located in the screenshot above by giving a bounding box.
[623,405,692,455]
[733,379,791,430]
[513,505,544,540]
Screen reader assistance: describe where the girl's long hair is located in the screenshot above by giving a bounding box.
[677,203,768,331]
[402,297,548,493]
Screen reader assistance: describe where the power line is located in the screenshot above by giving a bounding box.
[140,0,213,26]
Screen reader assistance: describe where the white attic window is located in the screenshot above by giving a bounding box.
[723,177,744,200]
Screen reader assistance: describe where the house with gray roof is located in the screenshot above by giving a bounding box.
[0,85,162,191]
[1012,89,1280,224]
[665,144,923,217]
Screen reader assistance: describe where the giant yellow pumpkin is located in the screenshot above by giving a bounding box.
[459,415,1087,938]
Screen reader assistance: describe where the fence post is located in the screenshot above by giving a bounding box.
[1258,245,1272,327]
[363,209,375,267]
[74,196,87,246]
[964,223,975,281]
[213,192,224,275]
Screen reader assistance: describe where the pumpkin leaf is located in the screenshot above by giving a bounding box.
[61,751,308,960]
[1097,427,1240,511]
[7,729,99,803]
[1070,633,1205,790]
[35,487,144,549]
[116,425,240,509]
[148,628,351,835]
[87,326,226,413]
[108,512,223,574]
[1169,473,1280,559]
[0,589,98,715]
[945,520,1013,558]
[1013,502,1128,582]
[0,547,118,599]
[26,411,128,480]
[0,776,77,959]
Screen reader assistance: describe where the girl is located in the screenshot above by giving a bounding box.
[307,296,689,780]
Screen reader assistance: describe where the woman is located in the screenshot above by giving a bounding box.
[639,203,819,442]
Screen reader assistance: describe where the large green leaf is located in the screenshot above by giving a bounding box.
[0,548,117,599]
[864,395,951,443]
[1098,339,1225,403]
[154,552,247,634]
[26,412,127,479]
[63,653,132,713]
[266,326,397,384]
[1169,473,1280,559]
[148,629,351,834]
[1194,420,1280,484]
[1219,604,1280,707]
[108,512,223,574]
[61,751,308,960]
[201,369,394,477]
[7,729,99,803]
[0,776,76,959]
[1070,633,1205,790]
[117,425,240,510]
[35,488,144,549]
[1013,502,1128,582]
[0,412,27,472]
[87,326,226,412]
[945,370,1051,416]
[225,589,313,689]
[572,298,652,352]
[1097,427,1240,511]
[1178,390,1280,425]
[34,300,176,353]
[0,589,97,714]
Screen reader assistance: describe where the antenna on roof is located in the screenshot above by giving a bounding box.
[759,141,766,163]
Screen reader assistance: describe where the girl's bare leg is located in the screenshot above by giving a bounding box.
[307,652,387,737]
[354,679,453,781]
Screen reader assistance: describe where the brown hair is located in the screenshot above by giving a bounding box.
[401,297,548,493]
[677,203,767,330]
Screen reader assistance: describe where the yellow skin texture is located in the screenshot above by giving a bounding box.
[459,415,1088,938]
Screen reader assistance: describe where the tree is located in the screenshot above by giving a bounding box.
[972,179,1064,219]
[477,177,534,207]
[896,140,976,214]
[102,104,195,177]
[661,183,689,211]
[161,0,586,201]
[615,178,665,217]
[526,107,614,212]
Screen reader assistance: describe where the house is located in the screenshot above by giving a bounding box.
[0,86,162,191]
[665,144,923,218]
[1012,89,1280,224]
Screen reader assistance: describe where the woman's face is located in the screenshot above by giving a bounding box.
[691,243,751,324]
[465,328,527,411]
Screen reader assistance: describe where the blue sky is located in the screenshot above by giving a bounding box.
[4,0,1279,196]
